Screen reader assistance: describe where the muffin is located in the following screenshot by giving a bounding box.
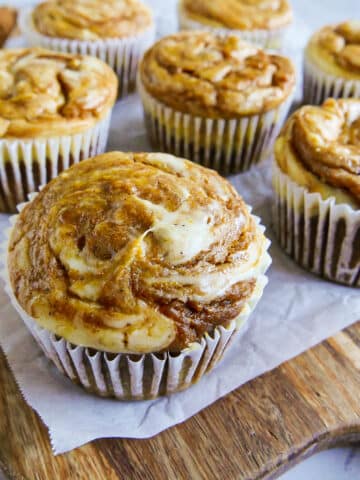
[0,48,117,213]
[178,0,293,50]
[4,151,271,400]
[272,98,360,286]
[138,31,295,175]
[19,0,155,97]
[304,21,360,105]
[0,7,17,47]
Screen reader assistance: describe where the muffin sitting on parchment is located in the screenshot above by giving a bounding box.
[304,21,360,105]
[178,0,293,50]
[19,0,155,97]
[0,48,117,212]
[4,151,271,400]
[138,31,295,176]
[272,98,360,287]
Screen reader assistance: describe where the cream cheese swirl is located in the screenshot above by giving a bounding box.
[8,152,270,353]
[180,0,293,31]
[140,31,295,118]
[0,48,117,138]
[33,0,153,40]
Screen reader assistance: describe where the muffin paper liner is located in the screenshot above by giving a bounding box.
[178,6,287,50]
[272,161,360,287]
[138,77,293,175]
[0,114,111,213]
[19,8,156,98]
[303,55,360,105]
[1,197,271,401]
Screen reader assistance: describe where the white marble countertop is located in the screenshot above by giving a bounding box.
[1,0,359,477]
[281,447,360,480]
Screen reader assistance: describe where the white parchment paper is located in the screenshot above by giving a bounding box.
[0,0,359,455]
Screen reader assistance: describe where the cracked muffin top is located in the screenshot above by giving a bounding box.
[179,0,293,31]
[139,31,295,118]
[32,0,153,40]
[275,98,360,208]
[0,48,118,138]
[306,21,360,80]
[8,152,270,354]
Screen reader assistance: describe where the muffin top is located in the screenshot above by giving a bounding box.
[0,48,117,138]
[8,152,270,354]
[139,32,295,118]
[180,0,293,31]
[275,98,360,208]
[32,0,153,40]
[306,21,360,80]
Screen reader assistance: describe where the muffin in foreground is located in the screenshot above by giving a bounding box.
[304,21,360,105]
[4,151,271,400]
[272,98,360,286]
[0,48,117,212]
[178,0,293,50]
[138,32,295,175]
[19,0,155,97]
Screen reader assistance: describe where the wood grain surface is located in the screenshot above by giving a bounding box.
[1,321,359,480]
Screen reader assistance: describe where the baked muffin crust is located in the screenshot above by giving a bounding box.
[180,0,293,31]
[139,32,295,118]
[8,152,269,354]
[275,98,360,207]
[306,21,360,80]
[0,48,117,138]
[0,7,17,47]
[33,0,153,40]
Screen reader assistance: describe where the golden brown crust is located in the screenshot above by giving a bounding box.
[306,21,360,80]
[139,31,295,118]
[33,0,153,40]
[8,152,269,353]
[0,48,118,138]
[275,99,360,206]
[0,7,17,47]
[180,0,292,31]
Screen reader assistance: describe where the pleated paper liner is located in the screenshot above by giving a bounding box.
[272,161,360,287]
[19,8,156,98]
[0,114,111,213]
[303,56,360,105]
[178,5,288,50]
[1,197,271,400]
[138,77,293,175]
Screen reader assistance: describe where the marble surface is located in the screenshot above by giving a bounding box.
[1,0,360,477]
[281,446,360,480]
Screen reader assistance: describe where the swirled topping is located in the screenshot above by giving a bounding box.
[275,99,360,206]
[306,21,360,79]
[0,48,117,138]
[180,0,293,31]
[33,0,153,40]
[140,32,295,117]
[8,152,270,354]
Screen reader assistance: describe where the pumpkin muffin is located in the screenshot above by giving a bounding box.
[19,0,155,97]
[138,31,295,175]
[0,7,17,47]
[5,151,271,399]
[304,21,360,105]
[0,48,117,212]
[273,98,360,286]
[178,0,293,50]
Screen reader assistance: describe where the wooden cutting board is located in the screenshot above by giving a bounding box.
[1,321,359,480]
